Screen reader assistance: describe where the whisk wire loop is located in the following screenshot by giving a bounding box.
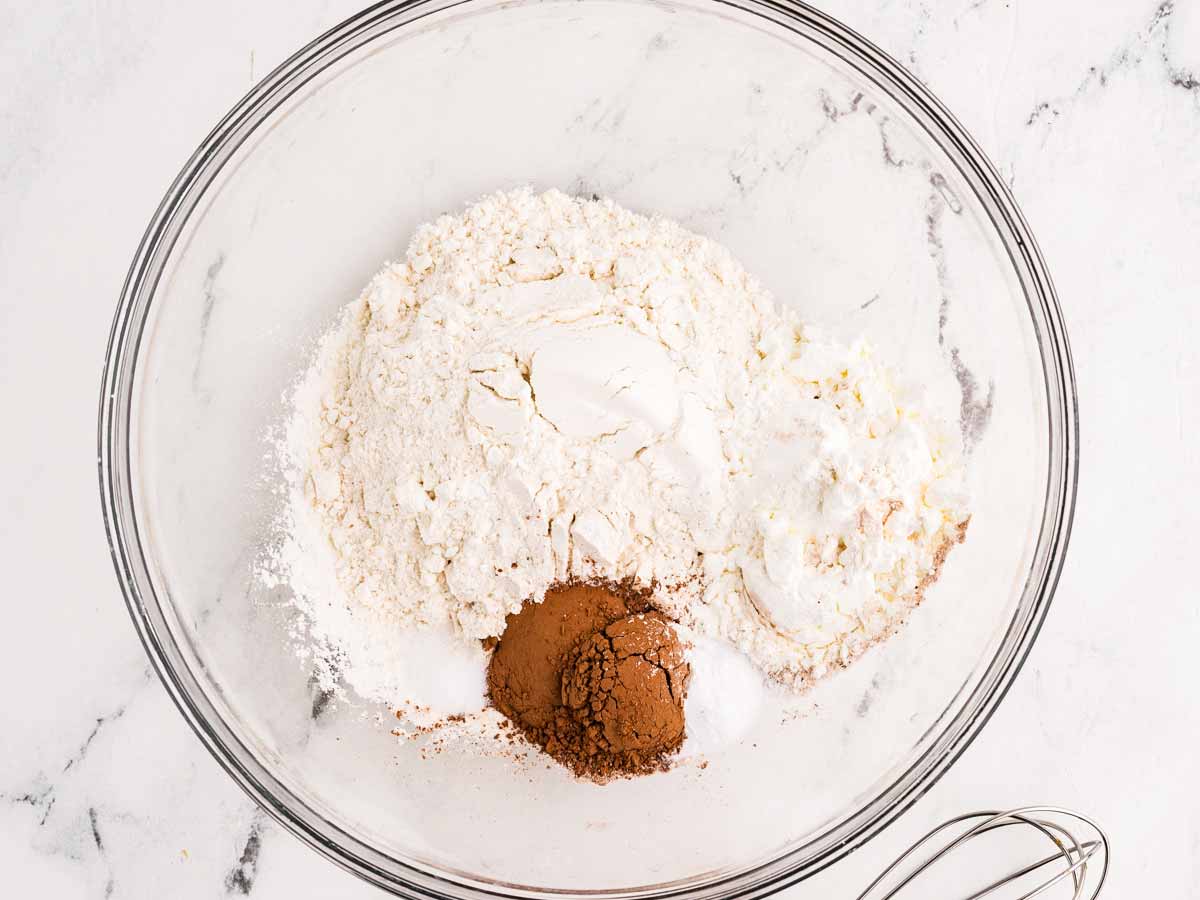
[855,807,1109,900]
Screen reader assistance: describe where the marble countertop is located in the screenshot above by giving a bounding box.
[2,0,1197,896]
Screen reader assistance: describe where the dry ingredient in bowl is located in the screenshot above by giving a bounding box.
[266,187,970,777]
[488,581,689,780]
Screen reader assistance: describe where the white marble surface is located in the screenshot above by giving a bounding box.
[1,0,1197,896]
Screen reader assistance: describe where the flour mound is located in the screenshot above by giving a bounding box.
[273,188,969,705]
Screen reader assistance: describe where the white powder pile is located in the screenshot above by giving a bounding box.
[270,187,969,723]
[680,632,766,758]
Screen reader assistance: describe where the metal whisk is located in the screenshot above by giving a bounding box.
[857,807,1110,900]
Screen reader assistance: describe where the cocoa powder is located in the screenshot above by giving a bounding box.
[563,613,689,758]
[486,581,689,781]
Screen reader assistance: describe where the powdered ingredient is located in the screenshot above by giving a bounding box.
[563,613,690,759]
[679,633,765,758]
[487,582,687,779]
[487,582,636,731]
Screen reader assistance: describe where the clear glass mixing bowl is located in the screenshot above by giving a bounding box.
[99,0,1077,896]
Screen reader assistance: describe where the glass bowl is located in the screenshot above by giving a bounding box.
[98,0,1077,896]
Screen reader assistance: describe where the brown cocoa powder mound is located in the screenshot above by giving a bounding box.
[562,613,690,759]
[486,582,633,730]
[486,581,687,781]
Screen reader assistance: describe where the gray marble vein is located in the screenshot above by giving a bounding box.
[224,816,264,895]
[88,807,116,898]
[928,201,995,452]
[62,704,131,775]
[1026,0,1198,132]
[191,251,227,397]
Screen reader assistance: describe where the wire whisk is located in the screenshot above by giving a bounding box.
[857,806,1110,900]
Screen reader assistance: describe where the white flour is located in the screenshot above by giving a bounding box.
[270,188,969,716]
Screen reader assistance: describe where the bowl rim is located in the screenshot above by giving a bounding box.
[98,0,1078,897]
